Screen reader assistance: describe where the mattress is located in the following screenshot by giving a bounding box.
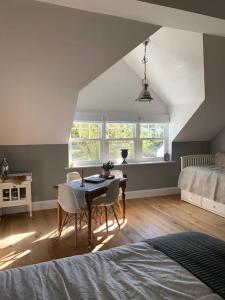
[178,165,225,203]
[0,233,223,300]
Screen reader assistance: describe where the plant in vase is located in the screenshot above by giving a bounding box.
[102,161,114,178]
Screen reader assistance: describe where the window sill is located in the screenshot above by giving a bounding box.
[66,160,176,169]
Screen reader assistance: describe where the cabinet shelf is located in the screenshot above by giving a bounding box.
[0,173,32,217]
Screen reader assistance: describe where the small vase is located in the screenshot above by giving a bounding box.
[164,152,170,161]
[121,149,128,164]
[103,170,110,178]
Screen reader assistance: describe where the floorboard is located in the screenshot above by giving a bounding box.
[1,195,225,270]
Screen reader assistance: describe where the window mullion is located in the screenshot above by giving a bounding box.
[136,121,140,161]
[102,121,106,162]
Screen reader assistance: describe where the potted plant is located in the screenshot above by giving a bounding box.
[102,161,114,178]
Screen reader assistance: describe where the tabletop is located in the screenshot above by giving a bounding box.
[64,175,127,193]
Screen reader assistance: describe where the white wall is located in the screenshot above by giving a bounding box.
[0,0,159,145]
[175,34,225,142]
[76,59,168,120]
[124,27,205,142]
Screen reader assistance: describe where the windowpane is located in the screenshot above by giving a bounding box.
[71,122,101,139]
[141,139,164,158]
[140,123,166,139]
[106,123,136,139]
[109,140,134,160]
[71,140,100,161]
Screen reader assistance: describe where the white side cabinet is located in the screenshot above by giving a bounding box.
[0,173,32,217]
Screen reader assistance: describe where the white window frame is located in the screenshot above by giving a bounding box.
[104,122,137,163]
[69,121,103,166]
[69,121,169,166]
[137,123,168,162]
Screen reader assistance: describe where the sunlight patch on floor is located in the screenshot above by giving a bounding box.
[0,249,31,270]
[33,229,58,243]
[93,217,126,234]
[92,234,114,252]
[0,232,36,249]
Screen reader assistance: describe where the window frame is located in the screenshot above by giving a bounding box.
[137,123,168,162]
[69,121,103,166]
[69,121,169,166]
[104,122,137,163]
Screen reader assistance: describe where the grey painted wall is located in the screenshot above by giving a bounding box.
[0,0,159,145]
[211,127,225,153]
[140,0,225,20]
[0,141,209,203]
[70,141,210,192]
[0,145,68,202]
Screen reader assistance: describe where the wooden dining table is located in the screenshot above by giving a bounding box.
[55,177,128,246]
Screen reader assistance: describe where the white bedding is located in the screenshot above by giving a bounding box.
[0,242,221,300]
[178,165,225,203]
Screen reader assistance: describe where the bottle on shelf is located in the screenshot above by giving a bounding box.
[1,157,9,177]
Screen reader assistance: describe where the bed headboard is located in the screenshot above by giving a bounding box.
[181,154,215,170]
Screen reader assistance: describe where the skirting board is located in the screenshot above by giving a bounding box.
[0,187,180,215]
[125,187,180,200]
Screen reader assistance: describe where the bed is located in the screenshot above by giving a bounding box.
[0,232,224,300]
[178,154,225,218]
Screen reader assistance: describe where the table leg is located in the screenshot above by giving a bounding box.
[121,183,126,222]
[86,195,92,247]
[58,203,62,232]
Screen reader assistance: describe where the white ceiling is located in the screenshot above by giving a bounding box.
[37,0,225,37]
[124,27,205,107]
[76,59,168,116]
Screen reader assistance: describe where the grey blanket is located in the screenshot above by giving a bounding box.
[146,232,225,299]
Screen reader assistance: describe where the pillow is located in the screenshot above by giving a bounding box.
[215,152,225,167]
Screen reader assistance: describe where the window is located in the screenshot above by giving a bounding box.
[70,122,102,164]
[69,121,168,165]
[106,123,136,161]
[140,123,167,159]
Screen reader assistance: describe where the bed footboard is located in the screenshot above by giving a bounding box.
[181,154,214,170]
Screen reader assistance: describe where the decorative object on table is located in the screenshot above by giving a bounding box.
[102,161,114,178]
[85,175,106,184]
[80,168,85,187]
[164,152,170,162]
[121,149,128,164]
[135,39,153,103]
[1,157,9,177]
[99,174,115,180]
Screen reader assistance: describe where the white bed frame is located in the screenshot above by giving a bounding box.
[181,154,225,218]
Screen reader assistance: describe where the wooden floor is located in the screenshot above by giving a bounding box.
[1,195,225,271]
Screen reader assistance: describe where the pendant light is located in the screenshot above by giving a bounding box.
[136,39,153,103]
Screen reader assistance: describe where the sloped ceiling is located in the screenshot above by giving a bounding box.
[0,0,159,145]
[76,59,168,116]
[124,27,204,107]
[175,34,225,141]
[38,0,225,37]
[124,27,205,142]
